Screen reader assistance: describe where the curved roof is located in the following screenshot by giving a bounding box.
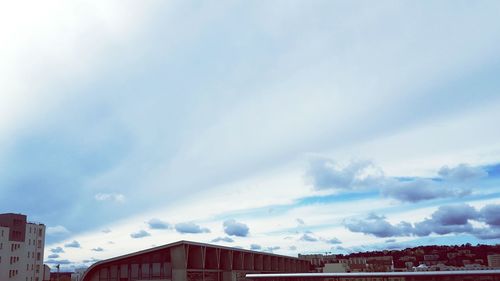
[81,240,306,281]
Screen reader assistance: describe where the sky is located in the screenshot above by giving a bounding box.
[1,0,500,270]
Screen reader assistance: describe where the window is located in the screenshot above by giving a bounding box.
[37,253,41,261]
[38,228,42,236]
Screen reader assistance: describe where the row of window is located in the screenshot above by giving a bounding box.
[0,242,42,252]
[10,256,20,264]
[27,239,43,248]
[28,226,43,237]
[11,243,20,251]
[26,263,38,271]
[26,251,41,260]
[8,269,18,278]
[11,230,23,240]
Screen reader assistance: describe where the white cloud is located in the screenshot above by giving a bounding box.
[46,225,70,235]
[94,193,125,203]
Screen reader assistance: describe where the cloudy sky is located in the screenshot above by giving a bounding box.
[1,0,500,270]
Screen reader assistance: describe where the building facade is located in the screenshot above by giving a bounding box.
[298,255,336,272]
[81,241,310,281]
[0,213,46,281]
[489,255,500,268]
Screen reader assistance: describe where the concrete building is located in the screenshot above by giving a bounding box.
[323,263,347,273]
[43,265,51,281]
[366,256,393,272]
[489,254,500,268]
[81,240,310,281]
[0,213,46,281]
[297,254,336,272]
[50,272,72,281]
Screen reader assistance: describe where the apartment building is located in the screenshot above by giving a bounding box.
[0,213,46,281]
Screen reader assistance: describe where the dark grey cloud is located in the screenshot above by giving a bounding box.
[101,228,111,233]
[472,227,500,239]
[323,237,342,244]
[264,246,280,252]
[306,157,487,203]
[344,213,413,238]
[430,204,479,225]
[83,258,100,263]
[51,247,65,253]
[175,222,210,234]
[45,259,72,265]
[91,247,104,252]
[147,218,170,230]
[414,219,474,236]
[223,219,249,237]
[211,236,234,243]
[64,240,81,248]
[438,164,487,181]
[250,244,261,250]
[345,204,500,240]
[299,233,318,242]
[385,239,396,243]
[296,218,305,225]
[130,230,151,238]
[289,245,297,251]
[479,204,500,226]
[381,179,454,203]
[48,254,60,259]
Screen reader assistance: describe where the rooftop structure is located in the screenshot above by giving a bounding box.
[81,240,310,281]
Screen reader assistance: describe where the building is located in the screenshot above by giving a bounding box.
[366,256,393,272]
[50,272,72,281]
[0,213,46,281]
[81,240,310,281]
[71,267,87,281]
[323,263,347,273]
[298,254,336,272]
[489,254,500,268]
[43,265,51,281]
